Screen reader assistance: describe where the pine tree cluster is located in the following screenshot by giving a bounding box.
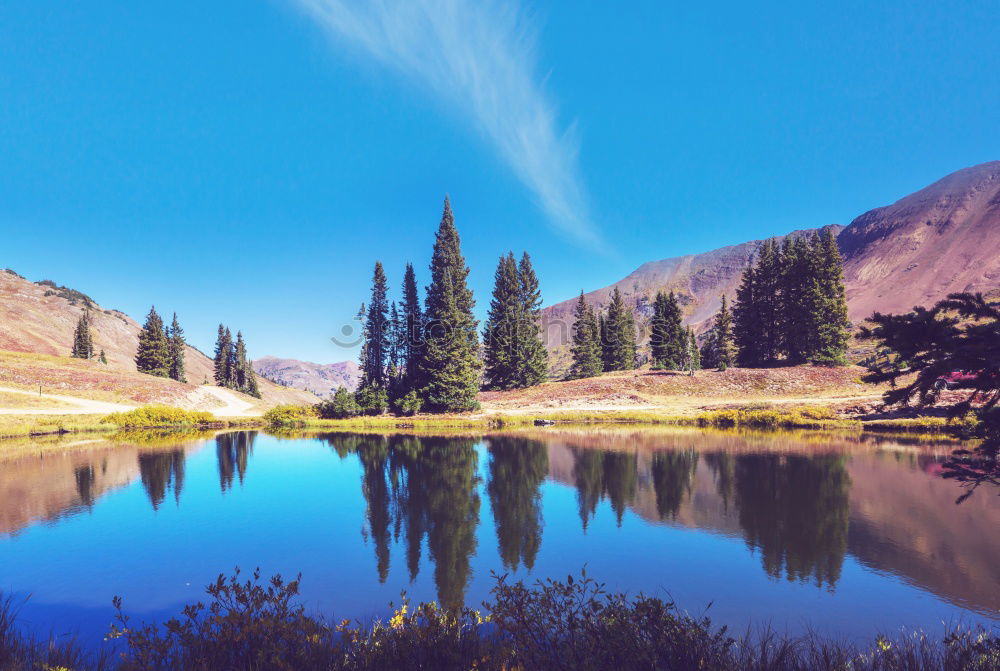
[482,251,548,390]
[212,325,260,398]
[344,198,549,416]
[213,324,260,398]
[731,228,850,367]
[135,307,187,382]
[568,287,644,379]
[71,310,94,359]
[649,291,699,372]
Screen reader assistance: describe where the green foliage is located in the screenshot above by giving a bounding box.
[263,404,317,428]
[400,263,424,389]
[167,313,186,383]
[213,325,260,398]
[514,252,548,387]
[601,287,637,371]
[393,390,423,416]
[703,295,736,370]
[134,306,171,377]
[360,262,390,390]
[99,349,108,365]
[36,279,95,307]
[483,252,521,389]
[650,291,685,369]
[317,387,362,419]
[101,406,216,428]
[418,198,482,412]
[355,384,389,416]
[569,291,603,379]
[71,309,94,359]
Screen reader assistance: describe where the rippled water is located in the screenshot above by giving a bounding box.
[0,428,997,646]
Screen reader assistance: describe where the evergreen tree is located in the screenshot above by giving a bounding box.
[401,263,424,390]
[603,287,637,371]
[387,301,403,389]
[71,310,94,359]
[688,328,700,371]
[569,291,603,379]
[599,312,612,371]
[712,295,736,370]
[700,329,718,370]
[780,235,814,363]
[418,197,481,412]
[167,312,186,383]
[514,252,548,387]
[809,228,850,365]
[483,252,521,390]
[733,258,762,367]
[360,262,390,390]
[650,291,684,369]
[224,327,238,388]
[755,239,784,363]
[98,349,107,365]
[135,306,170,377]
[213,325,231,385]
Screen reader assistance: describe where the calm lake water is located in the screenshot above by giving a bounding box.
[0,428,997,647]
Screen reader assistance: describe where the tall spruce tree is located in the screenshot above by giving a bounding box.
[688,328,701,371]
[515,252,548,387]
[603,288,637,371]
[135,306,170,376]
[401,263,424,389]
[712,295,736,370]
[569,291,602,379]
[360,262,390,390]
[224,327,238,387]
[71,310,94,359]
[483,252,521,390]
[387,301,403,383]
[650,291,685,369]
[167,312,186,383]
[232,331,261,398]
[780,235,814,363]
[755,239,783,363]
[809,228,850,365]
[733,258,762,367]
[418,197,481,412]
[213,325,230,385]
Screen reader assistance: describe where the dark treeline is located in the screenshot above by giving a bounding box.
[342,198,549,417]
[213,325,261,398]
[569,228,850,377]
[729,228,850,367]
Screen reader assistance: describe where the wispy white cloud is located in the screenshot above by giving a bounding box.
[291,0,603,250]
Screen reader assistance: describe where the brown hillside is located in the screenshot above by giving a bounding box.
[0,270,317,408]
[541,161,1000,351]
[253,356,360,398]
[839,161,1000,318]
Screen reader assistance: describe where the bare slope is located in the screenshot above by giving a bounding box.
[0,271,318,411]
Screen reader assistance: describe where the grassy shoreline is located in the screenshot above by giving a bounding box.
[0,404,975,442]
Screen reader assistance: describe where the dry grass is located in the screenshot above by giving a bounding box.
[0,413,112,439]
[0,390,76,409]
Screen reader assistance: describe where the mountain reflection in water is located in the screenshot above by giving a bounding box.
[0,428,997,629]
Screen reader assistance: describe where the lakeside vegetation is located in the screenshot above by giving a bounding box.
[1,569,996,671]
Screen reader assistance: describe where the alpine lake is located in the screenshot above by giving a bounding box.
[1,426,997,649]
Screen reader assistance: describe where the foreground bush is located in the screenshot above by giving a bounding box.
[697,404,844,430]
[3,570,999,671]
[262,404,317,428]
[102,406,216,429]
[315,388,361,419]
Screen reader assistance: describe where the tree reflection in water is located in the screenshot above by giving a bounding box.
[486,437,547,571]
[651,449,698,520]
[323,434,481,611]
[137,450,186,510]
[216,431,257,492]
[725,453,849,587]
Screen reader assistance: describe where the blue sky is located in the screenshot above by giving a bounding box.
[2,0,997,363]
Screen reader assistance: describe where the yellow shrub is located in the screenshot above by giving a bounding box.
[102,406,216,428]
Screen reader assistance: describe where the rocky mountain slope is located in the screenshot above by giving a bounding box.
[253,356,360,398]
[541,161,1000,349]
[0,270,318,409]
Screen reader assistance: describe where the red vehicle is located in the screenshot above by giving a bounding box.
[934,370,990,390]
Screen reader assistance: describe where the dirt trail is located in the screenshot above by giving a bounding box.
[192,386,259,417]
[0,386,136,415]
